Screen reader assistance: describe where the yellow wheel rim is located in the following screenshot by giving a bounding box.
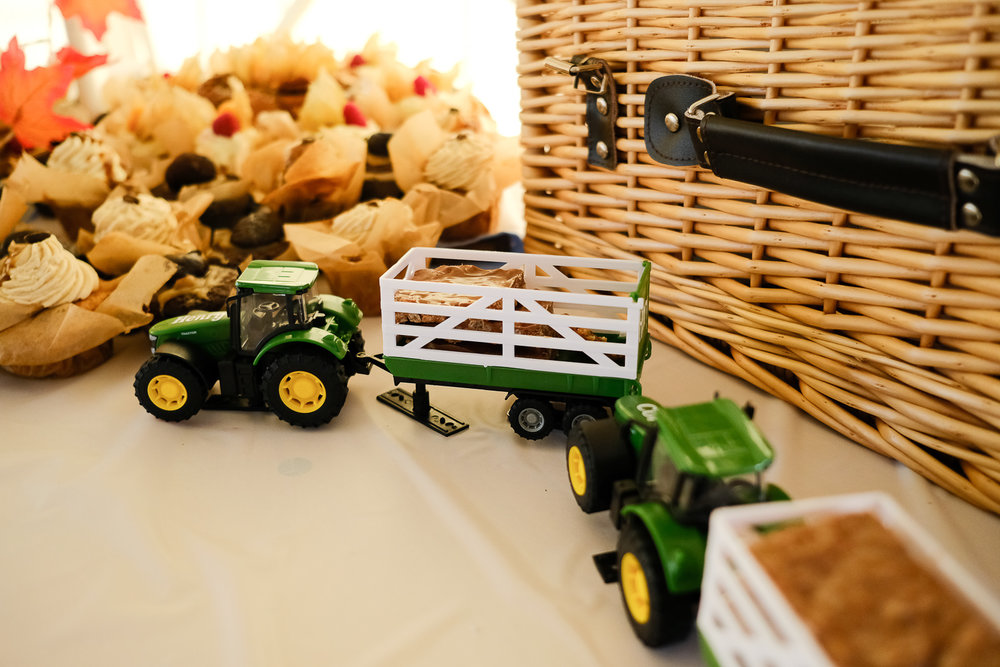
[621,552,651,625]
[279,370,326,413]
[148,374,188,411]
[567,445,587,497]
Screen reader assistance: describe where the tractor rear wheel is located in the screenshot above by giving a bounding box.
[262,352,347,427]
[566,417,633,513]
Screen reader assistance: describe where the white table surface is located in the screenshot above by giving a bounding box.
[2,315,999,667]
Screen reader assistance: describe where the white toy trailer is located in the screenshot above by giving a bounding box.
[697,492,1000,667]
[375,247,651,437]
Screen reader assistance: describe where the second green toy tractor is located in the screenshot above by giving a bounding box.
[134,260,367,427]
[566,394,788,646]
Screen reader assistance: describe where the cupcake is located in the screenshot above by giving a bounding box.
[361,132,403,201]
[423,131,494,193]
[229,206,288,259]
[386,111,502,240]
[0,232,98,313]
[93,193,179,245]
[85,192,189,275]
[0,232,107,377]
[20,132,128,241]
[0,236,177,377]
[261,130,367,222]
[46,132,128,186]
[195,111,260,177]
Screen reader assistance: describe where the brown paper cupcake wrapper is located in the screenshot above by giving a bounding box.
[0,254,177,375]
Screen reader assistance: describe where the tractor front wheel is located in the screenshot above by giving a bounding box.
[134,355,207,422]
[262,352,347,427]
[617,518,697,647]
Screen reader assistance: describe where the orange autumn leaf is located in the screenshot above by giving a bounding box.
[55,46,109,79]
[55,0,144,41]
[0,38,92,149]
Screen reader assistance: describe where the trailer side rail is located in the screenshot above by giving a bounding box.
[380,248,651,382]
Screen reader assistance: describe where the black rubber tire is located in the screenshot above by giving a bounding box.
[261,352,347,427]
[617,517,697,647]
[566,417,633,513]
[134,355,207,422]
[508,397,556,440]
[561,402,608,434]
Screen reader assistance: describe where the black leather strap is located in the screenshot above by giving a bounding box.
[578,58,619,170]
[641,73,1000,237]
[698,115,956,230]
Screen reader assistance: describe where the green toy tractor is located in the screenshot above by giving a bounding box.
[566,394,788,646]
[134,260,367,427]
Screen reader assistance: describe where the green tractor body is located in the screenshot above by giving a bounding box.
[134,260,366,427]
[566,394,787,646]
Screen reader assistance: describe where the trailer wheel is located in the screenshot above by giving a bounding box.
[508,398,555,440]
[562,402,607,433]
[262,352,347,427]
[617,518,697,647]
[566,417,632,513]
[134,355,207,422]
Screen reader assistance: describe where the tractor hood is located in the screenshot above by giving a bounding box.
[656,399,774,478]
[148,310,230,351]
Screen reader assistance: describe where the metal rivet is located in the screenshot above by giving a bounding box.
[957,168,980,194]
[590,75,602,89]
[596,97,608,115]
[702,151,711,167]
[696,125,705,143]
[595,141,609,158]
[962,202,983,227]
[665,113,679,132]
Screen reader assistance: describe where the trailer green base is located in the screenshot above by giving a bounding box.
[382,356,642,399]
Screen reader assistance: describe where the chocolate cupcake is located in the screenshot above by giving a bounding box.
[164,152,218,193]
[155,263,239,318]
[361,132,403,201]
[229,206,289,259]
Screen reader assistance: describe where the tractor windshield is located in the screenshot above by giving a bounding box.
[239,292,308,352]
[671,471,765,526]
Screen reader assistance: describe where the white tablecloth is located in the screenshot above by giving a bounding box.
[3,317,999,666]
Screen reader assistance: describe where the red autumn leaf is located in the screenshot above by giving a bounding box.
[55,0,144,41]
[0,38,91,149]
[55,46,109,79]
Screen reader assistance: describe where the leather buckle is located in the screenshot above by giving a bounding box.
[544,56,619,170]
[643,75,717,167]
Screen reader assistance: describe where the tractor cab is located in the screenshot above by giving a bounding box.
[228,260,321,355]
[639,399,775,526]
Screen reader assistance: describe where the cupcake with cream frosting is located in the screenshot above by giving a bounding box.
[92,193,179,245]
[29,132,130,241]
[47,132,128,186]
[423,131,494,192]
[0,233,99,309]
[0,234,177,378]
[421,131,496,241]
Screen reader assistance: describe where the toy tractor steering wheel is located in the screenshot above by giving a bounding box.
[253,300,282,318]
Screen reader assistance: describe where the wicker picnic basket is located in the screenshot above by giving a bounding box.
[515,0,1000,513]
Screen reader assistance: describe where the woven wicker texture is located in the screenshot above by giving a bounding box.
[516,0,1000,513]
